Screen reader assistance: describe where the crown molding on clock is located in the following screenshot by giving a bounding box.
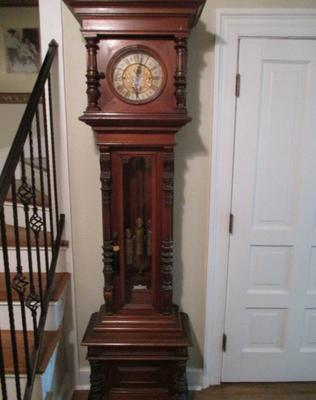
[64,0,206,34]
[80,112,192,133]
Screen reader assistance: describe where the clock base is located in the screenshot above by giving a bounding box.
[82,306,192,400]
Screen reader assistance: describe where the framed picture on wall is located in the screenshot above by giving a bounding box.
[4,28,40,73]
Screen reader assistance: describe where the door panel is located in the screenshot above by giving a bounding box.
[222,38,316,382]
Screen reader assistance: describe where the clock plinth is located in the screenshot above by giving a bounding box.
[66,1,206,398]
[82,306,191,400]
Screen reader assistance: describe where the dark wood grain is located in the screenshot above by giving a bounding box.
[67,1,206,399]
[0,0,38,6]
[65,0,206,31]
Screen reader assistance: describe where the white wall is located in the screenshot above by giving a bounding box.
[61,0,316,378]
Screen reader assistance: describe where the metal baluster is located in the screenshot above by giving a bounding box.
[18,151,39,346]
[0,208,22,400]
[35,109,50,277]
[48,74,59,234]
[0,328,7,400]
[28,129,44,305]
[42,90,55,257]
[11,176,31,383]
[0,42,60,400]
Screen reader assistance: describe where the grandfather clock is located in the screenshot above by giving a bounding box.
[66,1,206,399]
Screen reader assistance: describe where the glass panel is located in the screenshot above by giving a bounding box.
[123,156,152,305]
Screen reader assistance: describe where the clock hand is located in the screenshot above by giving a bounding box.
[136,63,142,77]
[136,54,143,76]
[134,58,143,98]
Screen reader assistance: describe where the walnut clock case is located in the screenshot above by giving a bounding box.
[65,1,206,399]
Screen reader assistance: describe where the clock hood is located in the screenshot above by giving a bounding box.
[65,0,206,35]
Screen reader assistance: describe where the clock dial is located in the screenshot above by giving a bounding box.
[111,50,164,104]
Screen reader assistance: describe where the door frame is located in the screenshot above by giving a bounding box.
[203,8,316,388]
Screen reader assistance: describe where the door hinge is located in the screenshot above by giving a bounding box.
[229,213,234,234]
[235,73,241,97]
[222,333,227,352]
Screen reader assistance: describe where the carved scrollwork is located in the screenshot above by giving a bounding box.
[161,239,174,315]
[163,153,174,207]
[89,361,105,400]
[103,240,114,313]
[100,153,112,207]
[100,153,114,314]
[176,361,189,400]
[161,239,174,292]
[161,152,175,314]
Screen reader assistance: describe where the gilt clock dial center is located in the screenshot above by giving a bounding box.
[111,50,164,104]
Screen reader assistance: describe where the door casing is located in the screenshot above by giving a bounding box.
[203,8,316,388]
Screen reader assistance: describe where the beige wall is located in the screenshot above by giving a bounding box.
[62,0,316,371]
[0,104,25,170]
[0,7,39,169]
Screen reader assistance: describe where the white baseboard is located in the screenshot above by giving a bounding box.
[77,366,203,391]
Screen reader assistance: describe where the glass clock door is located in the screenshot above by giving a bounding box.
[112,152,158,309]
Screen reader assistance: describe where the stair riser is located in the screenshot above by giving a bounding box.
[0,375,42,400]
[0,292,65,331]
[0,248,67,273]
[4,202,51,230]
[25,163,48,196]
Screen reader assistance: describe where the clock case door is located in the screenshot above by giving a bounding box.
[104,150,174,315]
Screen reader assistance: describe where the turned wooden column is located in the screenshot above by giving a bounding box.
[85,36,104,112]
[176,361,189,400]
[88,361,104,400]
[174,37,188,110]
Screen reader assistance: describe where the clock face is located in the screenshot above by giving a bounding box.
[110,49,165,104]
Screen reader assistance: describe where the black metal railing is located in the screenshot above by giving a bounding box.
[0,40,65,400]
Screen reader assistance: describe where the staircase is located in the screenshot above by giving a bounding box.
[0,41,71,400]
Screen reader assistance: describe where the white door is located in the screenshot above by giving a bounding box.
[222,38,316,382]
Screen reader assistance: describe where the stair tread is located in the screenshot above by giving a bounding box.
[0,272,70,302]
[6,180,49,208]
[25,158,48,173]
[1,225,68,247]
[1,327,62,374]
